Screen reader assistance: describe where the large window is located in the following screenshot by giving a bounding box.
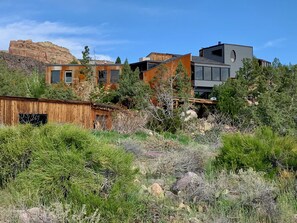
[204,67,212,81]
[212,49,222,57]
[212,67,220,81]
[193,66,230,81]
[51,70,60,83]
[65,71,72,83]
[221,68,230,81]
[110,70,120,83]
[98,70,107,84]
[195,66,203,80]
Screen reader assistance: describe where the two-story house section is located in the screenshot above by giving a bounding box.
[130,53,192,85]
[199,42,253,78]
[191,56,230,97]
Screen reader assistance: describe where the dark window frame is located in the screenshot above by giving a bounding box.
[203,66,212,81]
[51,70,60,83]
[110,70,120,83]
[195,65,203,80]
[194,65,230,81]
[221,67,230,81]
[212,67,221,81]
[98,70,107,85]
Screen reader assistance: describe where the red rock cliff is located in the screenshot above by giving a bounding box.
[9,40,76,64]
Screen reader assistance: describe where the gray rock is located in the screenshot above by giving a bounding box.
[164,191,179,202]
[171,172,202,194]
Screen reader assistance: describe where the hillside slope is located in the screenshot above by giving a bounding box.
[0,51,45,75]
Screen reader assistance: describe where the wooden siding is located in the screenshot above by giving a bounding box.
[0,96,114,129]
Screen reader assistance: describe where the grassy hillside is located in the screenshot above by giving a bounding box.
[1,124,297,222]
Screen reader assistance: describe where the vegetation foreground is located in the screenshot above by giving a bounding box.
[0,124,297,222]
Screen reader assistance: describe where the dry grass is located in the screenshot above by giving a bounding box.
[112,110,149,134]
[0,203,101,223]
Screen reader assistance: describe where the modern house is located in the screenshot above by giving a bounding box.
[45,63,122,89]
[45,42,269,99]
[130,51,231,97]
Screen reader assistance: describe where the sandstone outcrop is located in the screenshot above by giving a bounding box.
[9,40,76,64]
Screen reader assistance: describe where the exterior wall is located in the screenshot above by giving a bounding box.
[46,64,122,89]
[223,45,253,77]
[193,80,223,88]
[0,97,112,129]
[147,53,175,61]
[142,54,192,84]
[95,64,122,89]
[200,44,253,78]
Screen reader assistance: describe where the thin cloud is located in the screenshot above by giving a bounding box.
[263,38,286,48]
[93,54,114,62]
[0,20,126,59]
[255,38,287,51]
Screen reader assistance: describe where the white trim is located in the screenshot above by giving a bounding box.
[64,70,73,83]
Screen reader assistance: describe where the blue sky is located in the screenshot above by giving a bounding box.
[0,0,296,64]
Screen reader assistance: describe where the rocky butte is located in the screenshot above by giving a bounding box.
[9,40,76,64]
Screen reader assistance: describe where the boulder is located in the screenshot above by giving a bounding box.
[171,172,202,195]
[183,110,198,122]
[149,183,164,198]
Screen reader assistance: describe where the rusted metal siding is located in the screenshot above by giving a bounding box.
[0,96,114,129]
[142,54,192,84]
[95,65,122,90]
[45,64,122,89]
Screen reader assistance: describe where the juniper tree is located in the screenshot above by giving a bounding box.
[115,56,122,64]
[117,59,151,109]
[80,46,93,81]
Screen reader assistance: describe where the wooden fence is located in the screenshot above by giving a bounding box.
[0,96,118,129]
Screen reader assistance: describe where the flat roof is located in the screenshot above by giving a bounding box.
[200,43,253,51]
[192,56,230,66]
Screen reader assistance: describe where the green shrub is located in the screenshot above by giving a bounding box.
[147,109,183,134]
[215,127,297,177]
[0,125,35,187]
[26,72,46,98]
[212,58,297,135]
[42,83,79,100]
[0,124,141,221]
